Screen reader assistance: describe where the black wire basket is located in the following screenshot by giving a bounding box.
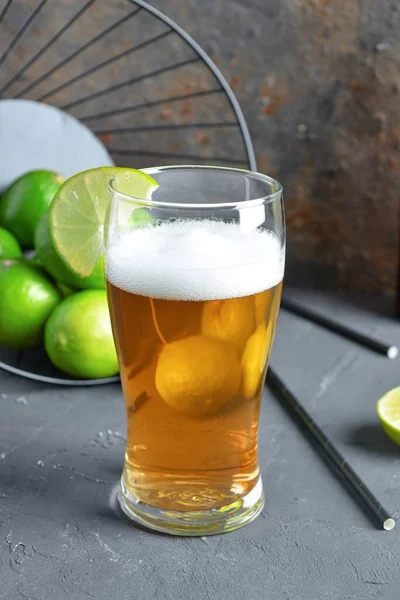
[0,0,256,385]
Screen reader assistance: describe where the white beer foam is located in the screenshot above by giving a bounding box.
[106,220,284,301]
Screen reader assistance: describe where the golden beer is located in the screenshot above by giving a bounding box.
[107,281,282,512]
[105,165,284,534]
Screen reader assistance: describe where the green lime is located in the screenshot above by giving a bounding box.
[49,167,158,277]
[27,253,45,268]
[0,170,65,248]
[0,261,61,349]
[56,282,77,298]
[128,207,154,228]
[44,290,119,379]
[0,257,32,272]
[35,212,105,290]
[377,387,400,446]
[0,258,20,273]
[0,227,22,259]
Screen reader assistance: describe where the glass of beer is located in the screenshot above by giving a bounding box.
[104,166,285,535]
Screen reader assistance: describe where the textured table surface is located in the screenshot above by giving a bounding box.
[0,289,399,600]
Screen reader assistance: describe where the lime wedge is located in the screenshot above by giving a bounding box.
[49,167,158,277]
[128,207,155,228]
[377,387,400,446]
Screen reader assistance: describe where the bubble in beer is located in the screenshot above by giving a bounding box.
[201,296,255,355]
[241,324,271,400]
[155,335,241,417]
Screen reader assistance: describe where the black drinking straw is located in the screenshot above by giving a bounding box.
[281,297,398,360]
[266,367,396,531]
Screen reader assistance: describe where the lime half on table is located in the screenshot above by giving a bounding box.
[49,167,159,277]
[377,387,400,446]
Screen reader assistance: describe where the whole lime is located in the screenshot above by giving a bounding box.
[241,324,271,400]
[35,212,105,289]
[44,290,119,379]
[0,227,22,259]
[202,296,255,355]
[0,170,65,248]
[155,335,241,417]
[0,257,33,272]
[0,260,62,349]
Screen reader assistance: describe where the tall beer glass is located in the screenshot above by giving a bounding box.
[105,166,285,535]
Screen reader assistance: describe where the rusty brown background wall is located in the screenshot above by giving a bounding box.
[152,0,400,302]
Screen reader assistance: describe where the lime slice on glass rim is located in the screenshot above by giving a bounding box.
[49,167,158,277]
[377,387,400,446]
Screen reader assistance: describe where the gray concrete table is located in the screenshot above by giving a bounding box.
[0,289,399,600]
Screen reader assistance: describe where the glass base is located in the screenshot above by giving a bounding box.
[118,476,264,536]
